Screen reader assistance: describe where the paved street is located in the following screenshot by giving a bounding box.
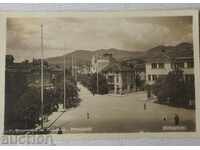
[46,83,195,133]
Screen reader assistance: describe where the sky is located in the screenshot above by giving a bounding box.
[7,16,193,62]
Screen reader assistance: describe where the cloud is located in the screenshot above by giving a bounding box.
[7,16,192,62]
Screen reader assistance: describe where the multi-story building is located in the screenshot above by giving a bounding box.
[145,43,194,85]
[123,59,146,91]
[102,61,134,95]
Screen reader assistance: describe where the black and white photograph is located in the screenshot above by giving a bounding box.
[4,13,197,135]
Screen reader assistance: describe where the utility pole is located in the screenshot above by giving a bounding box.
[63,52,66,110]
[75,56,78,81]
[40,24,44,129]
[72,55,74,77]
[74,56,76,81]
[76,58,78,81]
[96,55,99,94]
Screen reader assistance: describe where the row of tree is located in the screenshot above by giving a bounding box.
[79,73,109,95]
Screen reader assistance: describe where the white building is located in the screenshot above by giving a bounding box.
[146,57,194,85]
[90,53,112,73]
[145,43,194,85]
[102,62,134,95]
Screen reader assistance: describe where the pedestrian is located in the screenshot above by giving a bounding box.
[144,103,146,110]
[174,114,180,126]
[146,85,151,99]
[57,127,63,134]
[87,112,90,120]
[43,128,49,134]
[163,116,167,121]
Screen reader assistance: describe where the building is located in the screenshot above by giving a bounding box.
[145,43,194,85]
[77,64,90,75]
[90,53,113,73]
[6,57,62,89]
[102,61,134,95]
[122,59,146,91]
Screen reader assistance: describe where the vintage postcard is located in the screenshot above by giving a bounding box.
[0,10,200,139]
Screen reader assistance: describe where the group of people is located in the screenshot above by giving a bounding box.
[143,102,180,126]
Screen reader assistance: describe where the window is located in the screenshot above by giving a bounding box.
[148,75,151,81]
[152,75,158,81]
[175,62,184,68]
[171,63,175,69]
[108,75,114,83]
[158,75,166,80]
[187,61,194,68]
[151,63,157,69]
[185,75,194,82]
[116,74,119,83]
[158,63,164,69]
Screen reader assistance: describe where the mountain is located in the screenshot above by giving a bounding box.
[46,42,193,67]
[47,50,92,68]
[143,42,193,62]
[46,48,145,67]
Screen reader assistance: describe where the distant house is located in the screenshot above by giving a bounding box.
[77,64,90,75]
[145,43,194,85]
[102,61,134,95]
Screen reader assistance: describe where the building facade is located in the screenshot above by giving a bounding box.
[102,62,134,95]
[146,57,194,85]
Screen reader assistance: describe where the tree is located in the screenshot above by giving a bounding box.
[22,59,29,64]
[152,68,194,107]
[14,86,61,129]
[15,87,41,129]
[90,73,108,95]
[79,73,108,95]
[6,55,14,66]
[5,70,28,130]
[54,70,81,108]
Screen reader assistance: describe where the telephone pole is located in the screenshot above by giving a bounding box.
[40,24,44,129]
[72,55,74,77]
[96,55,99,94]
[63,52,66,110]
[74,56,77,81]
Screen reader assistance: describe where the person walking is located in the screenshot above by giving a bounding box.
[162,116,167,121]
[174,114,180,126]
[87,112,90,120]
[57,127,63,134]
[144,103,147,110]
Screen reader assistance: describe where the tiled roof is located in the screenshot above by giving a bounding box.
[144,43,193,63]
[102,61,132,72]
